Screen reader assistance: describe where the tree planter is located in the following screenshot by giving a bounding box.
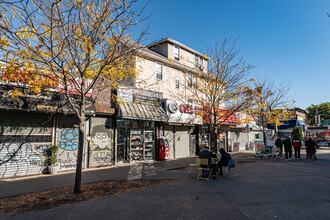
[48,165,59,175]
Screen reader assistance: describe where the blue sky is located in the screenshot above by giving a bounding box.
[136,0,330,109]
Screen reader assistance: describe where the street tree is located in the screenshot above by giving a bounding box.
[291,126,303,139]
[306,102,330,125]
[186,38,256,151]
[247,78,294,143]
[0,0,149,193]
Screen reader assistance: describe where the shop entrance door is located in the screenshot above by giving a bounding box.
[117,128,129,163]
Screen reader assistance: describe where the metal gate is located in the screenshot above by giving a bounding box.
[89,117,113,167]
[0,111,53,178]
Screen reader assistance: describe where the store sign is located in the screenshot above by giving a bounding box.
[166,100,202,125]
[1,71,93,96]
[0,85,95,114]
[118,85,163,106]
[118,86,133,103]
[133,89,162,106]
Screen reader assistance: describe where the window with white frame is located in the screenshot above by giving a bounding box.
[174,46,180,61]
[195,55,203,70]
[187,74,192,88]
[175,79,180,89]
[188,99,198,104]
[192,76,197,88]
[155,63,163,80]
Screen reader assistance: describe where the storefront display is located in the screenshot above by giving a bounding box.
[144,131,154,160]
[130,129,144,161]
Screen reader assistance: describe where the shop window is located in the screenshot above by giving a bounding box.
[174,46,180,61]
[155,63,163,80]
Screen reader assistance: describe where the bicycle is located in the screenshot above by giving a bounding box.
[255,149,276,160]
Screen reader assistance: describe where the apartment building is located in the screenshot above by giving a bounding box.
[115,38,210,161]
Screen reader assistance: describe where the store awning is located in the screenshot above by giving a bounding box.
[298,121,306,126]
[118,102,168,121]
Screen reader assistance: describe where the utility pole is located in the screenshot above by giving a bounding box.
[315,109,321,126]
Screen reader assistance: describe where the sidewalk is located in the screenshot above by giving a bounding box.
[0,151,254,198]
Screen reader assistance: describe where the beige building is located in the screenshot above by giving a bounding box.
[135,38,208,103]
[132,38,209,159]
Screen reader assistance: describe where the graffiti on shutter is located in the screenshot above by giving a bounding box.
[0,115,52,178]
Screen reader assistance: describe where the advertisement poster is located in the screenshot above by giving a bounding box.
[233,142,239,152]
[255,140,264,150]
[325,131,330,140]
[118,86,133,103]
[249,141,255,150]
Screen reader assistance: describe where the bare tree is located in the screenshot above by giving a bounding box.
[247,77,294,143]
[187,38,255,151]
[0,0,149,193]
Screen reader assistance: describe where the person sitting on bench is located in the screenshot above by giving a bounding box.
[218,148,232,176]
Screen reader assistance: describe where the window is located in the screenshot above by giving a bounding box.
[188,99,197,104]
[174,46,180,61]
[175,79,180,89]
[195,55,203,70]
[155,63,163,80]
[187,74,192,88]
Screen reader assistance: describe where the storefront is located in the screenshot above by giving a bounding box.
[164,100,203,159]
[0,85,96,178]
[116,86,168,163]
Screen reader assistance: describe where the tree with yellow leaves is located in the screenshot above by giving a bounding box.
[0,0,149,193]
[187,38,256,151]
[247,78,294,144]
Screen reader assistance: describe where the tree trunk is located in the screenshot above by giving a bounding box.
[74,114,85,194]
[74,92,86,194]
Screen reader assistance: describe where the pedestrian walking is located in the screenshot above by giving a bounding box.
[292,135,302,160]
[275,136,283,159]
[283,136,292,161]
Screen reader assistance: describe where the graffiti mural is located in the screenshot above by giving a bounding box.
[59,128,79,151]
[0,143,48,178]
[57,127,80,171]
[0,116,52,179]
[89,124,113,167]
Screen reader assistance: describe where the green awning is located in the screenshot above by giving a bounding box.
[118,102,168,122]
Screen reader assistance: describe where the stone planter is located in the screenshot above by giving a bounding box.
[48,165,59,175]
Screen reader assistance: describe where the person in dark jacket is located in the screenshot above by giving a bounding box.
[283,136,292,161]
[292,135,302,160]
[199,146,217,178]
[217,148,232,176]
[305,138,316,160]
[275,136,283,159]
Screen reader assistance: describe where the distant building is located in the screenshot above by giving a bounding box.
[267,108,308,138]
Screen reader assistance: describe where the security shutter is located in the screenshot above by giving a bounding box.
[89,117,113,167]
[56,115,81,171]
[0,111,53,178]
[174,126,190,158]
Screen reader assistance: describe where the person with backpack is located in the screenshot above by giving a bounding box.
[283,136,292,161]
[292,135,302,160]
